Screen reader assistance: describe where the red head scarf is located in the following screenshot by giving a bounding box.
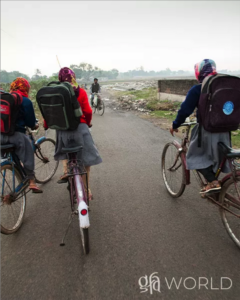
[10,77,30,98]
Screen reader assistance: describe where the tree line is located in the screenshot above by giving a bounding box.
[0,69,58,84]
[1,64,240,83]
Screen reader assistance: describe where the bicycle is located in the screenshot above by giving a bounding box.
[59,146,90,255]
[92,93,105,116]
[28,127,59,183]
[162,122,240,249]
[0,127,59,234]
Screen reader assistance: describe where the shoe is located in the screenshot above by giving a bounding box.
[199,180,221,195]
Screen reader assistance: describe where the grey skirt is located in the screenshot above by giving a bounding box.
[54,123,102,167]
[186,124,231,173]
[0,132,35,178]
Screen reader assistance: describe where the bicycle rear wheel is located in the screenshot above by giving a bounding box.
[220,176,240,249]
[80,228,89,254]
[162,142,186,197]
[35,138,59,183]
[1,164,26,234]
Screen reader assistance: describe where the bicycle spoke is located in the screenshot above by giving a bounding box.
[1,172,14,194]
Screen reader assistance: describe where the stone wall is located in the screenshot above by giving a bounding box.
[157,79,198,101]
[158,79,198,95]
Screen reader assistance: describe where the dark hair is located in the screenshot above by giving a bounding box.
[94,78,98,81]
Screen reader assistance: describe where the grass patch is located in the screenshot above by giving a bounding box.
[150,110,177,121]
[232,131,240,148]
[118,87,158,100]
[147,99,181,111]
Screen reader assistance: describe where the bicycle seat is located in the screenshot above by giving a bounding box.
[62,146,83,154]
[218,142,240,158]
[1,144,15,151]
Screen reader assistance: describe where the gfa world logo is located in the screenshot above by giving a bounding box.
[138,273,232,294]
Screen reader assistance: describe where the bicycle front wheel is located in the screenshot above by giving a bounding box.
[1,164,26,234]
[93,104,97,114]
[162,142,186,198]
[220,176,240,249]
[35,138,59,183]
[98,101,105,116]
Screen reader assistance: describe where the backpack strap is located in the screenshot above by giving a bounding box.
[47,81,60,86]
[198,125,202,148]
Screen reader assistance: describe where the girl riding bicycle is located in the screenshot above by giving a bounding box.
[0,77,42,193]
[43,67,102,200]
[170,59,231,194]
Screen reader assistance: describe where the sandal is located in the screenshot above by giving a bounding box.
[199,180,221,194]
[29,184,43,193]
[57,173,68,184]
[88,194,93,201]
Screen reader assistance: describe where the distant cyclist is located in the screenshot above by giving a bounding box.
[90,78,102,108]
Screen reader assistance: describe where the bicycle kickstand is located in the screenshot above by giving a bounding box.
[60,212,75,246]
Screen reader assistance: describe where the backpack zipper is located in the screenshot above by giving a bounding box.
[209,88,238,113]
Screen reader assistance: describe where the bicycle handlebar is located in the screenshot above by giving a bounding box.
[179,122,197,127]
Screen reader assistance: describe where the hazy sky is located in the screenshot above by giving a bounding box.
[1,1,240,77]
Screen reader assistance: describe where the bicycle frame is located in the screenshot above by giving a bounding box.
[172,140,191,185]
[1,151,28,198]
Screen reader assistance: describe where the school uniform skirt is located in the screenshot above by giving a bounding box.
[186,124,231,173]
[0,132,35,178]
[54,123,102,167]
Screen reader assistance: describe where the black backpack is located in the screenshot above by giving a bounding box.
[36,81,82,131]
[198,74,240,133]
[0,90,23,135]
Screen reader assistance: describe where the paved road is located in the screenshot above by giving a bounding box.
[1,95,240,300]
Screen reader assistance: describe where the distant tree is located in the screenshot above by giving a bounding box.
[0,70,10,83]
[0,70,30,83]
[108,69,119,79]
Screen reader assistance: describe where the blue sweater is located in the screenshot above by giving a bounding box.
[172,84,201,129]
[16,97,36,133]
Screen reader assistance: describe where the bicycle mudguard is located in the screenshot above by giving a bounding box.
[35,136,46,145]
[0,161,12,168]
[78,201,90,228]
[172,140,190,185]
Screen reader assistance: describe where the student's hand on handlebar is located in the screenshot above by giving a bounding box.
[170,127,178,136]
[33,123,39,130]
